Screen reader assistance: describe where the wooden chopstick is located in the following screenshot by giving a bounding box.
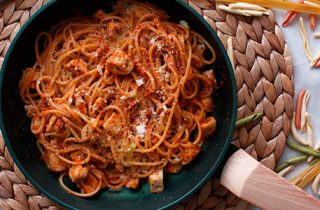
[216,0,320,15]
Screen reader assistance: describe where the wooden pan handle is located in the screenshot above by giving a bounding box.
[220,149,320,210]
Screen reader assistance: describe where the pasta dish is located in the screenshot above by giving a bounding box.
[19,0,217,197]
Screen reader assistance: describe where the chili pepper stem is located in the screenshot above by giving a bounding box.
[275,155,308,172]
[310,158,320,165]
[235,112,263,127]
[287,140,320,157]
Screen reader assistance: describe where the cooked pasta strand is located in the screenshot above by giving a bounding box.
[299,17,313,61]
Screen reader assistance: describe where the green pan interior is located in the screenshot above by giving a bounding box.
[0,0,237,209]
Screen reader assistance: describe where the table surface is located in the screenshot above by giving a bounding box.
[0,2,316,208]
[272,9,320,200]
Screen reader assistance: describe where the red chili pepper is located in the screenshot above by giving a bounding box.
[282,11,298,27]
[295,90,306,129]
[310,14,317,30]
[282,0,304,27]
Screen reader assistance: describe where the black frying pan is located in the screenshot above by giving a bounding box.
[0,0,319,210]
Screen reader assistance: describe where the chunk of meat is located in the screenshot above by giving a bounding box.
[79,173,100,194]
[202,69,214,81]
[65,59,88,74]
[49,138,63,150]
[106,22,123,38]
[21,68,39,90]
[149,169,164,193]
[42,151,67,172]
[126,178,139,189]
[31,115,43,133]
[53,118,64,131]
[69,165,89,183]
[81,124,94,140]
[103,113,123,136]
[192,42,207,68]
[201,117,216,137]
[75,94,87,114]
[165,162,183,174]
[200,70,217,97]
[200,97,213,112]
[106,49,134,75]
[181,142,200,165]
[195,41,206,55]
[70,150,87,162]
[92,97,106,112]
[202,69,217,87]
[24,105,36,117]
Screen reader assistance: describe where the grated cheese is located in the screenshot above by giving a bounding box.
[164,72,170,82]
[150,37,157,44]
[157,65,166,73]
[90,118,96,124]
[179,20,189,29]
[76,97,84,104]
[136,123,146,136]
[127,142,137,152]
[136,78,145,86]
[120,96,127,101]
[157,42,163,50]
[163,104,168,111]
[97,64,103,75]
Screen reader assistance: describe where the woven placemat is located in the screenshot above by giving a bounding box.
[0,0,294,209]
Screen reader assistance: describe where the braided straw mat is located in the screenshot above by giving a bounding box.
[0,0,294,209]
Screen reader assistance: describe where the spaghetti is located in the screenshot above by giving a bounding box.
[20,0,217,197]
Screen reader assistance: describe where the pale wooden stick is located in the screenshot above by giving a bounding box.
[220,149,320,210]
